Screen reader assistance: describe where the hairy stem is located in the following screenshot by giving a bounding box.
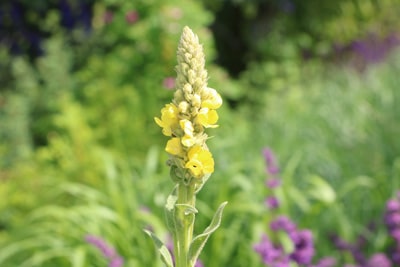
[175,183,196,267]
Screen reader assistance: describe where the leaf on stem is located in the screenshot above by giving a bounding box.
[175,203,198,227]
[143,230,174,267]
[188,201,228,265]
[165,186,178,232]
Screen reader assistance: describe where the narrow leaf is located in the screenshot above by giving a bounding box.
[165,186,178,232]
[189,201,228,265]
[307,175,336,204]
[144,230,174,267]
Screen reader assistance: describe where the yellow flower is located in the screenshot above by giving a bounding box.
[185,145,214,178]
[180,119,196,147]
[165,137,183,156]
[197,108,219,128]
[201,88,223,109]
[155,103,179,136]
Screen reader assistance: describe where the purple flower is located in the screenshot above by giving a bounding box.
[85,235,116,258]
[263,148,280,176]
[254,235,286,265]
[391,247,400,264]
[386,199,400,212]
[265,196,280,209]
[330,234,352,250]
[194,259,204,267]
[366,253,392,267]
[270,216,297,234]
[85,235,124,267]
[125,10,139,24]
[163,77,175,90]
[384,194,400,242]
[289,230,315,265]
[110,256,124,267]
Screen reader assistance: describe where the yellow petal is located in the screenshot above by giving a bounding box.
[202,88,222,109]
[155,103,179,136]
[165,138,183,156]
[197,108,219,128]
[185,145,214,178]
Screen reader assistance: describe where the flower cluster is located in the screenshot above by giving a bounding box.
[155,26,222,184]
[254,215,317,267]
[85,235,124,267]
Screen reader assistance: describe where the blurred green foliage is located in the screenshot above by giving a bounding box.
[1,0,400,266]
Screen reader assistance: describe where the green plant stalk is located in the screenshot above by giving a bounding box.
[175,183,196,267]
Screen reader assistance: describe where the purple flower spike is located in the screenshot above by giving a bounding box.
[263,148,280,176]
[85,235,124,267]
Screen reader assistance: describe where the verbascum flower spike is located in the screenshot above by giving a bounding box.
[155,26,223,185]
[149,26,227,267]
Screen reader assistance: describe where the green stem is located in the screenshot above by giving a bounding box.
[175,182,196,267]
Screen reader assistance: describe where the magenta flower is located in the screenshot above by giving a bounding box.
[366,253,392,267]
[270,216,297,234]
[289,229,315,265]
[125,10,139,24]
[254,234,287,266]
[163,77,175,90]
[265,196,280,209]
[263,148,280,176]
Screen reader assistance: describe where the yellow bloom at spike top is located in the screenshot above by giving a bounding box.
[155,26,222,183]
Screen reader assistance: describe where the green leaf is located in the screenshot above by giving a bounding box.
[143,230,174,267]
[277,231,294,254]
[337,175,374,199]
[287,186,310,212]
[307,175,336,204]
[71,247,85,267]
[188,201,228,266]
[165,186,178,232]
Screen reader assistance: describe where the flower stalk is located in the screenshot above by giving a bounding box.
[149,26,227,267]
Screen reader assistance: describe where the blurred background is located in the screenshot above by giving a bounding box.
[1,0,400,266]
